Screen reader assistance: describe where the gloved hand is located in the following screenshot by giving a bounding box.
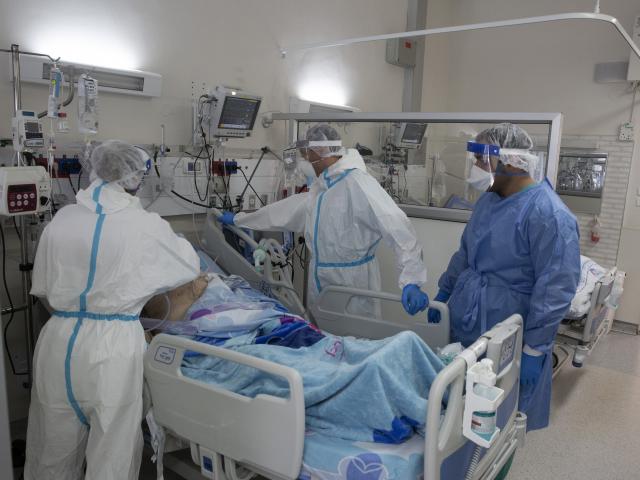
[520,352,545,397]
[218,211,235,226]
[428,290,450,323]
[402,284,429,315]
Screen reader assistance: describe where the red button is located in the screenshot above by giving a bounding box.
[405,41,412,49]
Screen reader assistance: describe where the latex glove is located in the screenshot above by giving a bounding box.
[428,290,450,323]
[520,352,545,397]
[401,284,429,315]
[218,211,235,225]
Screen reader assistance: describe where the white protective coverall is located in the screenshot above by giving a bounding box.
[235,148,427,316]
[24,180,199,480]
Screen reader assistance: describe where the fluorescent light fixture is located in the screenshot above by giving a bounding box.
[289,97,359,114]
[17,56,162,97]
[31,27,139,71]
[298,78,348,108]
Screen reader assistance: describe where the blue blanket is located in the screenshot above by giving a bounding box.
[182,330,444,443]
[160,272,445,444]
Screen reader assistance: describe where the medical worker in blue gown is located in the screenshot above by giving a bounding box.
[428,123,580,430]
[219,124,429,318]
[25,141,201,479]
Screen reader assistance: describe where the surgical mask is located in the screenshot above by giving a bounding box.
[297,160,317,180]
[467,165,494,191]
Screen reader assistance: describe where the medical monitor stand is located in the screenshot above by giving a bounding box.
[0,311,15,480]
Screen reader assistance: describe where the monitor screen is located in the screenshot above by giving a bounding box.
[218,96,261,130]
[402,123,427,144]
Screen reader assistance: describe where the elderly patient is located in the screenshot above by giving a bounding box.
[141,273,209,341]
[143,271,447,445]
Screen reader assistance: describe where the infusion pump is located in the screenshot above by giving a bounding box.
[0,167,51,216]
[12,110,44,152]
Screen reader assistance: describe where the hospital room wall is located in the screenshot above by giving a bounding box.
[408,0,640,325]
[0,0,409,146]
[0,0,413,421]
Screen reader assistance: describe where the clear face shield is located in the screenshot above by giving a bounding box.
[466,142,499,191]
[293,139,343,162]
[121,152,152,193]
[466,142,539,192]
[285,139,344,179]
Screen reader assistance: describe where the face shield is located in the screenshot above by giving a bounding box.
[120,148,152,192]
[293,139,343,162]
[466,142,540,191]
[466,142,499,191]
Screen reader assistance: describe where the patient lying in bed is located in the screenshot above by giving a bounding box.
[144,272,445,445]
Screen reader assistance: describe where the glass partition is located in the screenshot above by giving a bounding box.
[274,113,563,222]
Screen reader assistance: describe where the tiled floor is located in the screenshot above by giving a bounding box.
[510,331,640,479]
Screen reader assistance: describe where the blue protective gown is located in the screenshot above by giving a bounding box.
[438,182,580,430]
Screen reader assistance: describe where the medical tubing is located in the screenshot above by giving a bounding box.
[0,222,27,375]
[465,445,483,480]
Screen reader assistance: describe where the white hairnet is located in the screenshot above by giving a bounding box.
[476,123,538,174]
[90,140,150,190]
[305,124,343,158]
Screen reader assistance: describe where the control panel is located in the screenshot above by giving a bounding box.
[0,167,51,216]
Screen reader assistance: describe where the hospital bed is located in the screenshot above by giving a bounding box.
[554,262,621,371]
[143,213,527,480]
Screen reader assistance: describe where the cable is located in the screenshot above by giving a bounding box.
[76,169,83,192]
[170,189,212,209]
[0,222,27,376]
[67,176,77,195]
[238,148,267,205]
[239,168,266,206]
[152,148,214,209]
[12,218,21,242]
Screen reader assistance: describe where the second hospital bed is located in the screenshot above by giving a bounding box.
[554,256,623,371]
[143,212,527,480]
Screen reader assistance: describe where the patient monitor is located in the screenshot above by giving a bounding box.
[207,86,262,139]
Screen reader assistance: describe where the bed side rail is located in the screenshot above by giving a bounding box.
[144,334,305,480]
[201,211,305,316]
[424,314,524,480]
[311,286,450,349]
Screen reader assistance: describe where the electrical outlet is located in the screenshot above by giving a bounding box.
[619,122,634,142]
[183,160,203,174]
[213,176,226,193]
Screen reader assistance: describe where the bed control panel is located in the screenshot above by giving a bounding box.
[486,324,518,374]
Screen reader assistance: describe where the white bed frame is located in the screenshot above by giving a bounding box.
[555,267,619,370]
[145,310,524,480]
[143,218,527,480]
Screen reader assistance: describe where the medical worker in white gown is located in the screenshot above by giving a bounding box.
[24,140,200,479]
[219,124,429,317]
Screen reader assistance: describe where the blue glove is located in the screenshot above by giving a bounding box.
[520,352,545,398]
[218,211,235,226]
[402,284,429,315]
[428,290,450,323]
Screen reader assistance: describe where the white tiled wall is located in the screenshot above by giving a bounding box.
[563,136,635,269]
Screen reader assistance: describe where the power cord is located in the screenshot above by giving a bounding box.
[0,222,28,376]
